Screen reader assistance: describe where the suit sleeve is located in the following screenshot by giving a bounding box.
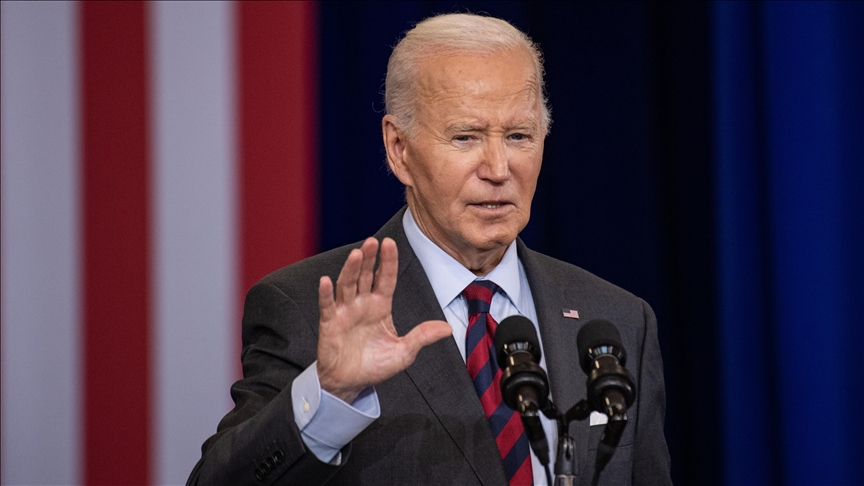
[632,300,673,485]
[186,281,347,486]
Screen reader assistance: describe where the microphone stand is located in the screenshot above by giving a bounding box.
[540,400,626,486]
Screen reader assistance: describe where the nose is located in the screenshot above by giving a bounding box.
[478,138,510,183]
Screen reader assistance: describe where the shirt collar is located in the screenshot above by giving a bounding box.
[402,207,523,310]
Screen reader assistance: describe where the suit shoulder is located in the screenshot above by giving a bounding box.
[255,241,362,296]
[520,246,647,306]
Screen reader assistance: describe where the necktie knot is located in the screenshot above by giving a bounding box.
[462,280,500,316]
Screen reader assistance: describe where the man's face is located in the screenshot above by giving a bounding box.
[387,47,545,269]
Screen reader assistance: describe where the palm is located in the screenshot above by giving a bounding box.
[317,237,451,403]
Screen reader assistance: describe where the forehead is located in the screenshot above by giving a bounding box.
[414,47,541,124]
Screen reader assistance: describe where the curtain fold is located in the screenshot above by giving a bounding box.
[715,2,864,484]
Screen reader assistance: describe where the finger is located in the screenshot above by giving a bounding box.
[373,237,398,297]
[357,237,379,294]
[318,276,335,323]
[399,320,452,366]
[336,248,362,305]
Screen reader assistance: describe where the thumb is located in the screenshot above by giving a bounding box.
[401,320,452,357]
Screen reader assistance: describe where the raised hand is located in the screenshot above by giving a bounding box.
[316,237,452,403]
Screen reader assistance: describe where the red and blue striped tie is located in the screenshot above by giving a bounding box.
[463,280,534,485]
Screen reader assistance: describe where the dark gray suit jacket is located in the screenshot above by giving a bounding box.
[188,208,672,485]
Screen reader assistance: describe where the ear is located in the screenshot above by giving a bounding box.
[382,115,414,187]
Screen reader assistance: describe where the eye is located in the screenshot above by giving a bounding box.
[453,134,473,142]
[508,132,529,141]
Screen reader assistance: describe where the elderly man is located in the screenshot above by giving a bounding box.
[189,13,671,486]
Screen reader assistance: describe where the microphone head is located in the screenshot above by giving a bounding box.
[577,319,626,373]
[494,315,542,368]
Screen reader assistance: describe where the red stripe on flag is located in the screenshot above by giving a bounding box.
[80,2,151,483]
[237,1,319,300]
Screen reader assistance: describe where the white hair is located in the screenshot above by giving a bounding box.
[385,13,551,137]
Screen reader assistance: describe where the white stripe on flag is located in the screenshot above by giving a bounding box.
[151,2,237,484]
[1,2,82,485]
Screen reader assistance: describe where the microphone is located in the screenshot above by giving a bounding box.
[576,319,635,418]
[494,315,550,467]
[576,319,635,477]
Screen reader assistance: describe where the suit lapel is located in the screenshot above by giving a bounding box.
[375,209,507,486]
[518,241,591,481]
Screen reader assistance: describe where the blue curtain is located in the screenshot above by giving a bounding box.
[715,2,864,485]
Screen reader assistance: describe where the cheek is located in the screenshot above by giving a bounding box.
[414,170,464,216]
[513,163,541,196]
[524,176,540,200]
[428,166,471,201]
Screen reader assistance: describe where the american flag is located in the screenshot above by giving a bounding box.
[562,309,580,319]
[2,2,317,484]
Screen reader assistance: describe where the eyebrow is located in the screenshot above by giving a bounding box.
[445,124,486,134]
[508,121,538,131]
[444,121,538,135]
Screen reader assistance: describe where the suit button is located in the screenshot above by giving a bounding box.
[266,457,276,469]
[274,450,285,464]
[255,468,265,481]
[260,461,272,474]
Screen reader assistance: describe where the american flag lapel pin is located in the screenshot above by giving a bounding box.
[562,309,579,319]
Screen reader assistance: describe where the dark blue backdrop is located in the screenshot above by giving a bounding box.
[317,2,864,484]
[715,2,864,485]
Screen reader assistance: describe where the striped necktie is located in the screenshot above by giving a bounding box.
[463,280,534,485]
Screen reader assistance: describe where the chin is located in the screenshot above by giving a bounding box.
[468,232,517,252]
[479,222,522,243]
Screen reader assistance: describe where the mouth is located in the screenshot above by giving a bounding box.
[471,201,513,211]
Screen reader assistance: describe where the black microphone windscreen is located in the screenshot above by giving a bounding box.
[494,315,541,367]
[577,319,624,374]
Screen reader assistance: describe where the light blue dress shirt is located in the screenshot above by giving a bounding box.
[291,208,557,483]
